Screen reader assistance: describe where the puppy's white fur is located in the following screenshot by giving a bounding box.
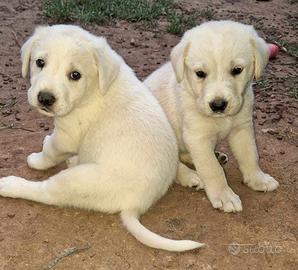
[0,25,203,251]
[145,21,279,213]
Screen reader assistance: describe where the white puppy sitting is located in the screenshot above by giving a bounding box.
[0,25,203,251]
[145,21,279,213]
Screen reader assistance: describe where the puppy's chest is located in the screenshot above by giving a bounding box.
[214,119,233,141]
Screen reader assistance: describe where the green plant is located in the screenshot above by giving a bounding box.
[167,11,197,35]
[276,40,298,58]
[198,7,215,20]
[44,0,173,23]
[255,79,270,88]
[43,0,206,35]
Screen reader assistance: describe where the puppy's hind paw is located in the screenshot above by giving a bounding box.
[244,172,279,192]
[27,152,54,170]
[176,170,204,190]
[188,172,204,190]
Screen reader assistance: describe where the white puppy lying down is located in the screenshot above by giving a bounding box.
[145,21,279,213]
[0,25,202,251]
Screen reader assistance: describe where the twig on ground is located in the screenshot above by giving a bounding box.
[0,123,35,132]
[272,41,288,53]
[11,30,22,48]
[0,99,17,111]
[42,243,91,270]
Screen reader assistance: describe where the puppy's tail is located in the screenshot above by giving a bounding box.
[120,210,204,252]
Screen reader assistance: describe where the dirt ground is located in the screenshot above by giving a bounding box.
[0,0,297,269]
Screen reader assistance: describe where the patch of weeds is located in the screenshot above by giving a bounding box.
[166,7,215,35]
[43,0,174,24]
[255,79,270,88]
[198,7,215,20]
[285,44,298,58]
[43,0,207,35]
[287,76,298,100]
[290,84,298,100]
[167,11,197,35]
[275,40,298,58]
[43,0,76,22]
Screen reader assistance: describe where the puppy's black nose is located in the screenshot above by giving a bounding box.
[38,92,56,107]
[209,99,227,113]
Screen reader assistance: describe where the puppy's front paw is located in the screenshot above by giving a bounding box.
[0,176,25,198]
[244,172,279,192]
[207,186,242,213]
[27,152,53,170]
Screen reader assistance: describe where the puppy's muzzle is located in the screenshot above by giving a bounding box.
[209,98,227,113]
[37,91,56,108]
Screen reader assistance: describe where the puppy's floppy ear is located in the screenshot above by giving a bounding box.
[21,35,35,78]
[21,26,47,78]
[170,40,190,83]
[249,27,269,80]
[92,37,120,95]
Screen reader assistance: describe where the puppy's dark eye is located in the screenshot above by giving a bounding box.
[231,67,243,76]
[36,59,45,68]
[69,71,81,81]
[196,70,207,78]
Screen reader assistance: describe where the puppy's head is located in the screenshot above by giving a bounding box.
[21,25,119,117]
[171,20,269,117]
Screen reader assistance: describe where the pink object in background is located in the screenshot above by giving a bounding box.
[268,43,279,59]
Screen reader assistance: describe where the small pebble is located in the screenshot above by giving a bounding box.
[268,129,278,135]
[288,119,293,124]
[130,38,136,46]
